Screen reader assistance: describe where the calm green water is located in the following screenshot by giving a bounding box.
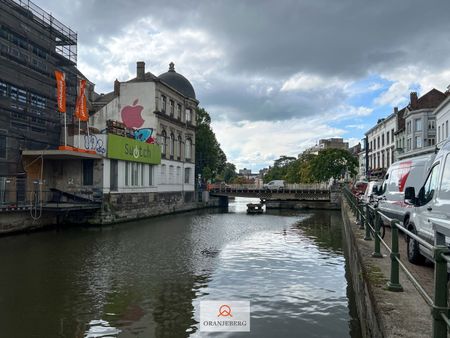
[0,198,361,337]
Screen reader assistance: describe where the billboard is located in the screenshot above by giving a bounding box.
[107,134,161,164]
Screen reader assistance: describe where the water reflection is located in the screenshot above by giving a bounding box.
[0,198,360,338]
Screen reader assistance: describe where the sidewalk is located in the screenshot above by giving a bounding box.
[342,201,432,337]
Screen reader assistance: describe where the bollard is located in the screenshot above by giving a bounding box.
[372,210,383,258]
[432,245,449,338]
[364,205,372,240]
[387,219,403,292]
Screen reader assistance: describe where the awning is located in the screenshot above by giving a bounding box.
[22,149,102,160]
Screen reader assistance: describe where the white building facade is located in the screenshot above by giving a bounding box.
[435,96,450,146]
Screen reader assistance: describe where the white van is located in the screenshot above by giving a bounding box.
[360,181,383,205]
[404,141,450,264]
[377,154,435,227]
[263,180,285,190]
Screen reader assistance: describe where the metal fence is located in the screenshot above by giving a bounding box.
[343,187,450,338]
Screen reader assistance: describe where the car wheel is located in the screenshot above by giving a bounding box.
[406,223,425,265]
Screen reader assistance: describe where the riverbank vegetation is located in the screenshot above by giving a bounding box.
[264,149,358,183]
[195,107,237,183]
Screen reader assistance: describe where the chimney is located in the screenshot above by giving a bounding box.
[114,79,120,96]
[410,92,418,109]
[394,106,398,114]
[137,61,145,80]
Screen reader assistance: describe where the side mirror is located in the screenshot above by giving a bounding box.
[372,186,379,195]
[404,186,416,204]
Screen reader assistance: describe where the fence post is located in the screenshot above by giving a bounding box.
[372,210,382,258]
[387,219,403,292]
[432,245,449,338]
[359,202,365,230]
[364,205,371,241]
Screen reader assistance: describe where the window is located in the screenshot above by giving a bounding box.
[10,86,18,100]
[177,104,182,119]
[161,164,166,184]
[447,121,449,139]
[177,166,181,184]
[415,118,422,132]
[148,165,153,186]
[185,138,192,160]
[439,126,441,142]
[83,160,94,186]
[391,129,394,143]
[110,160,118,191]
[161,95,167,112]
[169,165,174,182]
[141,163,144,186]
[369,140,372,151]
[407,138,411,151]
[161,130,167,155]
[170,133,175,157]
[170,100,174,116]
[377,136,380,149]
[0,82,6,96]
[178,136,182,159]
[125,162,130,186]
[407,121,411,134]
[440,155,450,200]
[131,163,139,186]
[429,120,435,130]
[0,133,6,159]
[185,108,192,123]
[386,132,389,145]
[381,134,384,147]
[421,163,441,205]
[185,167,191,184]
[415,136,422,148]
[18,89,26,103]
[428,138,435,146]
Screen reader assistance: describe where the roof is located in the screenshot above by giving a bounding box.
[158,62,196,100]
[409,88,446,110]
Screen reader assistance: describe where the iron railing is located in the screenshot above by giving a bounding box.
[343,187,450,337]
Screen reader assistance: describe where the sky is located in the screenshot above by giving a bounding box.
[39,0,450,172]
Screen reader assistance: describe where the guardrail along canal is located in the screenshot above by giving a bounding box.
[0,197,361,337]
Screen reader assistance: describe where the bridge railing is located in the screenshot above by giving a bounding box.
[208,183,330,191]
[343,187,450,338]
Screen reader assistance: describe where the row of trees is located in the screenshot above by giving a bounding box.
[195,107,237,183]
[264,149,358,183]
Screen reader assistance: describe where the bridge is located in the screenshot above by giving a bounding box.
[208,183,341,210]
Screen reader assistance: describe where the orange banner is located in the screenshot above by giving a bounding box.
[54,70,66,113]
[75,79,88,121]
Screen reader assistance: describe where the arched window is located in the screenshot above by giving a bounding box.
[170,133,175,157]
[161,130,167,155]
[185,138,192,160]
[178,135,182,160]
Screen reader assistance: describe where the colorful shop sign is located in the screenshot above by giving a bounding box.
[107,134,161,164]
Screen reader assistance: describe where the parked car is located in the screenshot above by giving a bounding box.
[403,142,450,264]
[263,180,285,190]
[377,153,436,227]
[360,181,383,205]
[351,180,368,197]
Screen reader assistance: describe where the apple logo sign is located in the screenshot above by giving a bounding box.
[121,99,145,128]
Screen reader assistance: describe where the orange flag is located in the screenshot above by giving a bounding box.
[54,70,66,113]
[75,79,88,121]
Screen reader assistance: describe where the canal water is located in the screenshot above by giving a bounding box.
[0,198,361,338]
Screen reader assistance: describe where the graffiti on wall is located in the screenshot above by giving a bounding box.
[134,128,155,144]
[121,99,144,129]
[84,135,106,154]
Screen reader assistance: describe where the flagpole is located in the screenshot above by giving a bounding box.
[78,118,81,149]
[64,113,67,147]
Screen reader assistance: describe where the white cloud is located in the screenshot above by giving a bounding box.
[212,117,347,170]
[280,72,345,92]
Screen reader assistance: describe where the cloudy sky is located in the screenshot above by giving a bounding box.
[40,0,450,171]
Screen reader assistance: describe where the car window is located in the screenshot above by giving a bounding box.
[422,163,440,204]
[440,155,450,200]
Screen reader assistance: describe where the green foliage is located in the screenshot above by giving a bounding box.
[264,149,358,183]
[221,162,237,183]
[310,148,358,181]
[195,107,228,181]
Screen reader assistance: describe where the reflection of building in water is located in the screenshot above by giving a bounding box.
[293,211,344,254]
[152,274,211,337]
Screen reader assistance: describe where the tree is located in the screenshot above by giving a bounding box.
[195,107,228,182]
[221,162,237,183]
[263,155,297,182]
[309,148,358,182]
